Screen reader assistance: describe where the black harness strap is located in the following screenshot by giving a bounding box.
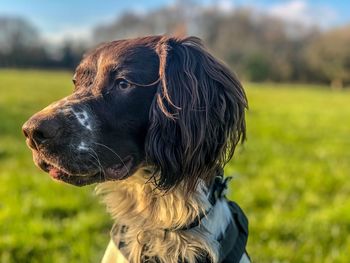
[219,201,249,263]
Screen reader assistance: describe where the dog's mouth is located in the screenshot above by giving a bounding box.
[36,155,136,186]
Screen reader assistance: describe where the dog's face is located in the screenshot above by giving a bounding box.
[23,36,247,190]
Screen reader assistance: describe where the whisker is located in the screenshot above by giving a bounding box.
[88,148,105,179]
[92,142,130,175]
[87,152,100,172]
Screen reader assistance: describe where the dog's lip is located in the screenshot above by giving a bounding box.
[40,162,96,186]
[49,168,103,186]
[38,155,135,186]
[105,155,135,180]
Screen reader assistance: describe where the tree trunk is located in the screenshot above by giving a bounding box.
[331,79,343,90]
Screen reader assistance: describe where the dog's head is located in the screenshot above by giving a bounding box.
[22,36,247,192]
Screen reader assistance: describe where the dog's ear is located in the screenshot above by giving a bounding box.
[145,36,247,193]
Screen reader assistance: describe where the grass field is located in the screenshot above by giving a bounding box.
[0,70,349,263]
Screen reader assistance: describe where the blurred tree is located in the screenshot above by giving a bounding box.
[0,17,39,52]
[1,5,349,87]
[244,53,270,81]
[0,17,52,68]
[305,25,350,89]
[93,9,182,43]
[59,41,85,69]
[0,17,47,67]
[200,9,321,83]
[93,0,199,43]
[0,17,86,69]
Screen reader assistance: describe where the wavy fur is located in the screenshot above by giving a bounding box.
[96,169,233,263]
[146,36,247,193]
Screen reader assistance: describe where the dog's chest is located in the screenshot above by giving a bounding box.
[97,173,249,263]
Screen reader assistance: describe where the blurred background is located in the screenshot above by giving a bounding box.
[0,0,349,262]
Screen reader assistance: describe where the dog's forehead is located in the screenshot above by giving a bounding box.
[75,38,161,86]
[80,37,160,70]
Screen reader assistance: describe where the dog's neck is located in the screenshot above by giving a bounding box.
[96,168,232,263]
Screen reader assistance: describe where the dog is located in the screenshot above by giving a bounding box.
[22,35,249,263]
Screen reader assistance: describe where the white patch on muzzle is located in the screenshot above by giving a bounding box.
[72,110,92,131]
[78,141,89,151]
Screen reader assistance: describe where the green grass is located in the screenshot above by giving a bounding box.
[0,70,349,262]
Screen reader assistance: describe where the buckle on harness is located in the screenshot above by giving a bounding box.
[208,174,232,206]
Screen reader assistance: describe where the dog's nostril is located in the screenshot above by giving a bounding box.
[22,122,31,138]
[33,130,49,143]
[22,129,29,138]
[32,120,61,145]
[22,117,62,147]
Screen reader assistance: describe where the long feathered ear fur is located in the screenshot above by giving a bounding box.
[145,36,247,193]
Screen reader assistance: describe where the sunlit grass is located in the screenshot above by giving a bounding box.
[0,70,349,262]
[229,82,350,262]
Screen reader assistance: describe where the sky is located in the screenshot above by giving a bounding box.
[0,0,349,43]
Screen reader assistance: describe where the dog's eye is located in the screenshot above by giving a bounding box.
[116,79,131,90]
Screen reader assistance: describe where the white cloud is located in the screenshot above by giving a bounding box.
[217,0,235,13]
[267,0,337,29]
[199,0,235,13]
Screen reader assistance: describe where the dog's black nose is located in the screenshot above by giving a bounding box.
[22,116,62,150]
